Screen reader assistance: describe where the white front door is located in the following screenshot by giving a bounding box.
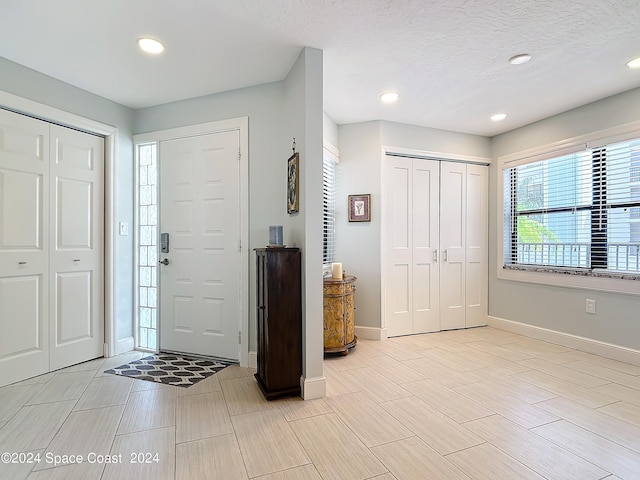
[159,130,240,361]
[49,125,104,370]
[0,110,50,386]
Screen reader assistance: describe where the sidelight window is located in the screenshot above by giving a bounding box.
[136,142,159,350]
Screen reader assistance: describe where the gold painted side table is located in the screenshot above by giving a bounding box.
[323,275,357,355]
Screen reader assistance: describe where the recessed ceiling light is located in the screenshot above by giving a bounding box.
[380,92,399,103]
[509,54,532,65]
[490,113,508,122]
[626,56,640,69]
[138,37,165,55]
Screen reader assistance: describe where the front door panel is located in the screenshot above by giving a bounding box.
[160,130,240,361]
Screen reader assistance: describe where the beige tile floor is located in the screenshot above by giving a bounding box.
[1,326,639,479]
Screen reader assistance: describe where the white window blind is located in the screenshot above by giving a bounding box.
[323,148,337,264]
[504,137,640,273]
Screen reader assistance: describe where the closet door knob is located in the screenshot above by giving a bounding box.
[18,261,27,265]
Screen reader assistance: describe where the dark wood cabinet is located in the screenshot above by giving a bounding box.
[254,247,302,400]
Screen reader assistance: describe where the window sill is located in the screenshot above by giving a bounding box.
[498,264,640,296]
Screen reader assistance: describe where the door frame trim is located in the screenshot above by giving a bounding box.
[134,117,249,367]
[0,90,118,357]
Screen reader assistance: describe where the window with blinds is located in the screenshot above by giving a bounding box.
[503,137,640,273]
[323,149,337,264]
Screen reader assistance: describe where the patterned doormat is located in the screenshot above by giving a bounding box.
[104,354,233,388]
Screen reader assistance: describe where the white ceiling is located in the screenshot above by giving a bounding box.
[2,0,640,136]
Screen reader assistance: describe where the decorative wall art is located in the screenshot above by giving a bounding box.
[287,152,299,214]
[348,194,371,222]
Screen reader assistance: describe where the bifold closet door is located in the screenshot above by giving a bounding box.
[384,156,440,336]
[49,125,104,370]
[440,162,466,330]
[0,110,50,386]
[464,164,488,328]
[440,162,488,330]
[0,109,104,387]
[384,155,488,337]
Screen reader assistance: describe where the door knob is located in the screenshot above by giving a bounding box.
[159,258,170,266]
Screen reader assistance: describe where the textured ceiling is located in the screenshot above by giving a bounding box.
[1,0,640,136]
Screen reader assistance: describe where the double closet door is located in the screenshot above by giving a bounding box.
[384,155,488,337]
[0,109,104,387]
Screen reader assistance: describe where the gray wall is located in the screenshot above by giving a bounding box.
[336,121,382,329]
[490,87,640,350]
[0,56,136,352]
[323,112,339,148]
[283,47,325,384]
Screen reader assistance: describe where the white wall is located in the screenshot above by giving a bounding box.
[0,56,136,353]
[490,87,640,351]
[336,120,491,332]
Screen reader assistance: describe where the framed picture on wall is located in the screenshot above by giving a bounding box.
[287,152,299,214]
[348,194,371,222]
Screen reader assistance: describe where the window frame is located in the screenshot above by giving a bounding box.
[496,126,640,296]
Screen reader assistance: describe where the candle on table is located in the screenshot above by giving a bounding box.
[332,262,343,279]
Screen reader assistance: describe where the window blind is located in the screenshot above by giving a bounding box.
[504,137,640,273]
[323,151,337,264]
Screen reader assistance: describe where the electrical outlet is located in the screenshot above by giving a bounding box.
[585,299,596,314]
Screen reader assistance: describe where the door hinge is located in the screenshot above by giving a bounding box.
[238,239,242,252]
[238,331,241,344]
[238,150,241,162]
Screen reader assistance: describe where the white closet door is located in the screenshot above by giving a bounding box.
[384,156,487,336]
[440,162,466,330]
[412,159,440,333]
[465,164,488,327]
[384,155,439,336]
[0,110,50,386]
[49,125,104,370]
[385,156,413,336]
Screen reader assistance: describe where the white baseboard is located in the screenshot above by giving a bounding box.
[488,315,640,367]
[300,375,326,400]
[247,351,257,369]
[355,326,388,341]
